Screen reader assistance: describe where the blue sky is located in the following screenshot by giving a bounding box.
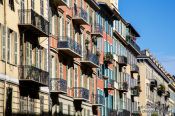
[119,0,175,75]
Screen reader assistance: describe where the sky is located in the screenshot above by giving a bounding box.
[119,0,175,75]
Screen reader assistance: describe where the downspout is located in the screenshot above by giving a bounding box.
[48,0,51,115]
[3,0,7,115]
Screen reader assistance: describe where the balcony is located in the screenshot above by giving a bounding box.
[104,52,113,65]
[81,51,99,68]
[118,56,127,66]
[73,87,89,101]
[57,36,82,58]
[105,79,115,90]
[150,79,157,88]
[165,91,170,100]
[118,82,128,92]
[18,9,49,37]
[131,86,140,97]
[72,7,88,25]
[91,23,103,37]
[50,78,67,94]
[132,111,142,116]
[131,64,139,73]
[126,35,141,54]
[50,0,67,7]
[18,65,49,87]
[92,94,104,106]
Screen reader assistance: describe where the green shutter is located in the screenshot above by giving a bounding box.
[14,32,17,65]
[44,49,47,71]
[35,47,38,67]
[55,57,57,78]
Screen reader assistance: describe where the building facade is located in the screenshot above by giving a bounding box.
[0,0,175,116]
[138,50,175,116]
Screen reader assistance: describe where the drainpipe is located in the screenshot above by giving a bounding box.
[3,0,7,115]
[48,0,51,115]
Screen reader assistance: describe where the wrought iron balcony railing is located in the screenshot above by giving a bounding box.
[118,82,128,92]
[92,94,104,106]
[126,35,140,53]
[81,51,99,68]
[91,23,103,37]
[50,78,67,94]
[58,36,82,58]
[118,56,127,66]
[131,64,139,73]
[72,7,88,25]
[18,9,49,36]
[106,79,115,90]
[73,87,89,101]
[19,65,49,86]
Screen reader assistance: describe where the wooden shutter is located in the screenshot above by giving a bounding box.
[57,15,60,38]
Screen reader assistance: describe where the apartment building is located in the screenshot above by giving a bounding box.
[137,50,175,116]
[0,0,50,115]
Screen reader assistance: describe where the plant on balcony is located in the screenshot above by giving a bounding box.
[123,81,128,90]
[104,52,113,64]
[85,39,90,49]
[133,85,142,92]
[157,84,165,96]
[92,36,97,45]
[151,112,158,116]
[165,91,170,100]
[96,50,101,57]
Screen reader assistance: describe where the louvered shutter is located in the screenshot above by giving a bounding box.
[7,28,10,63]
[57,15,60,38]
[62,17,65,37]
[1,25,6,60]
[14,32,17,65]
[54,15,57,36]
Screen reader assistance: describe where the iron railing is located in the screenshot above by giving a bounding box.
[73,87,89,100]
[82,51,99,66]
[131,64,139,73]
[92,94,104,105]
[19,65,49,86]
[50,78,67,93]
[126,35,140,52]
[118,82,128,92]
[58,36,82,56]
[18,9,49,35]
[92,23,103,35]
[72,7,88,22]
[118,56,127,65]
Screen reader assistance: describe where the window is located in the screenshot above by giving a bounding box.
[0,0,3,5]
[40,0,44,16]
[1,24,6,60]
[31,0,35,9]
[9,0,15,11]
[5,87,13,116]
[28,98,34,113]
[20,96,27,113]
[40,96,44,115]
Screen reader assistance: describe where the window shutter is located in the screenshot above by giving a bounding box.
[65,21,68,37]
[62,17,65,37]
[59,102,63,113]
[44,49,47,71]
[55,57,57,77]
[54,15,57,36]
[7,28,10,63]
[70,23,73,38]
[30,44,32,65]
[50,55,52,78]
[35,47,38,67]
[14,32,17,65]
[1,25,6,60]
[57,16,60,37]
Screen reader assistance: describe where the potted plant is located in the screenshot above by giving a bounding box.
[123,82,128,90]
[104,52,113,64]
[85,39,90,49]
[96,50,101,57]
[92,36,97,45]
[157,84,165,96]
